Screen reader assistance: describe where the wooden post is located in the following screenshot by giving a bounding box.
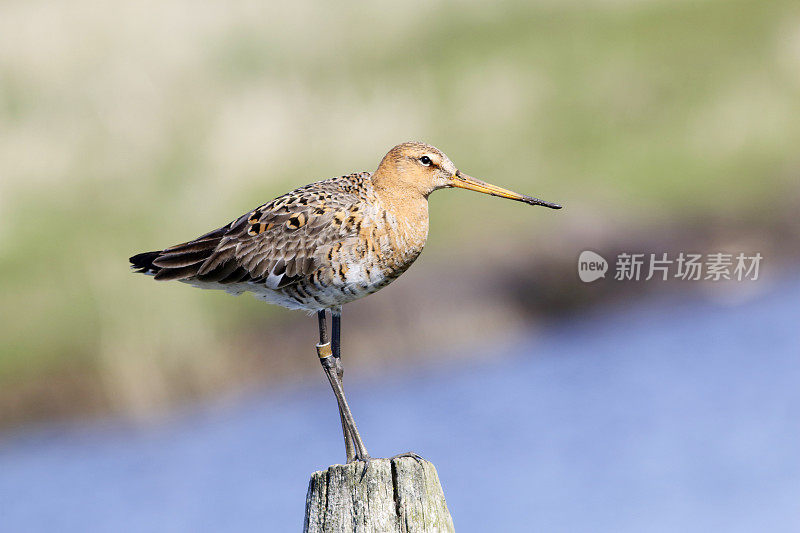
[303,457,455,532]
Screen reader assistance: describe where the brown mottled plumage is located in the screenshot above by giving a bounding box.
[130,142,560,311]
[130,141,561,463]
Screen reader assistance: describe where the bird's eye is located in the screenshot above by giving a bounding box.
[419,156,432,166]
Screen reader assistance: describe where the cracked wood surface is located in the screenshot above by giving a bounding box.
[303,457,455,532]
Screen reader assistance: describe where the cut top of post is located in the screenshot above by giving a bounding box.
[304,457,455,533]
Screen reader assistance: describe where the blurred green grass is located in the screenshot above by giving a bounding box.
[1,0,799,423]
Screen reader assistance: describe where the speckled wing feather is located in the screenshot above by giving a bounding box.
[131,173,371,288]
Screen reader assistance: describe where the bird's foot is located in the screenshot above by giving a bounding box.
[390,451,426,464]
[347,453,373,482]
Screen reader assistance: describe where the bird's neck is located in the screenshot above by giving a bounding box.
[372,175,429,217]
[371,173,430,252]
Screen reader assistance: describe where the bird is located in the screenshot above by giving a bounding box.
[130,141,561,463]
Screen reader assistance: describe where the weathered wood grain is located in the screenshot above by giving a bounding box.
[304,457,454,532]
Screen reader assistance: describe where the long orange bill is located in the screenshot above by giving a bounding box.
[452,170,562,209]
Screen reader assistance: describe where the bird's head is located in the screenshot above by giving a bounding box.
[372,141,562,209]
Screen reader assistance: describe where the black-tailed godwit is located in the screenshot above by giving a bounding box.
[130,142,561,463]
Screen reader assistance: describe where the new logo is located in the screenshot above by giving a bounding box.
[578,251,608,282]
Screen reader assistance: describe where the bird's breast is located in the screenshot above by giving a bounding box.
[318,206,427,294]
[279,193,430,310]
[370,205,428,275]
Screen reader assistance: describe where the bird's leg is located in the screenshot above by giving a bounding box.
[316,310,370,463]
[316,310,354,461]
[332,308,356,463]
[317,310,349,453]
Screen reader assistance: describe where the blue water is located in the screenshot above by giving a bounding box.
[1,279,799,532]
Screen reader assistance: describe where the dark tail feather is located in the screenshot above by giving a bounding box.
[153,264,205,281]
[152,249,213,269]
[131,225,230,282]
[130,246,213,281]
[129,251,162,274]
